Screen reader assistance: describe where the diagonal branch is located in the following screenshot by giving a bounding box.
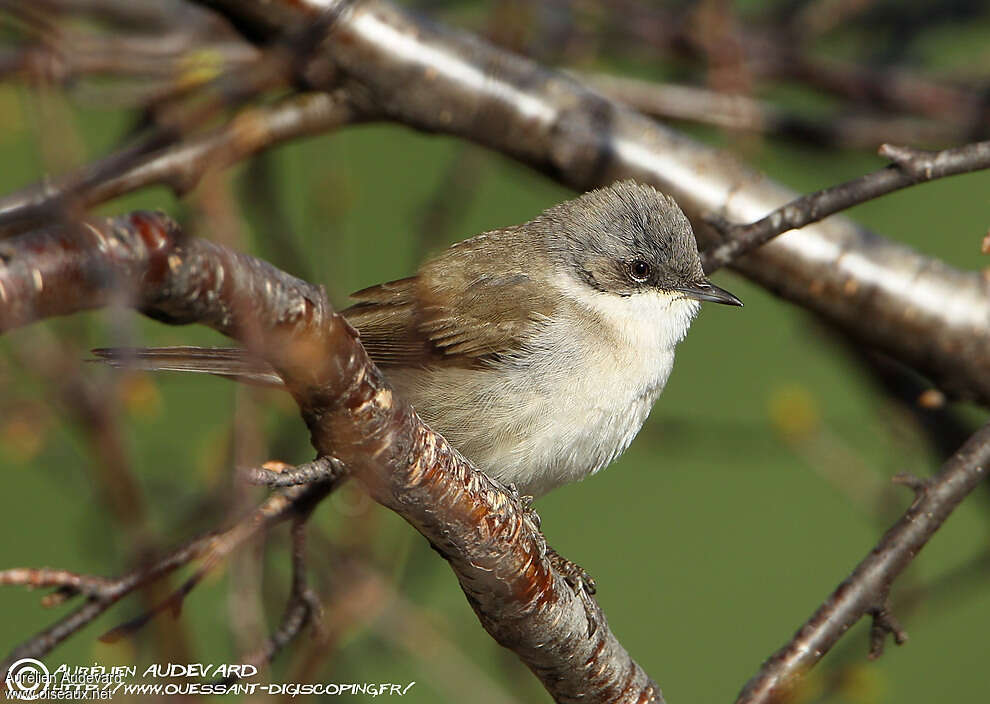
[0,212,663,704]
[702,140,990,272]
[585,73,965,150]
[736,424,990,704]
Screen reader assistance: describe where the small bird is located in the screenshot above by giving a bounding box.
[97,181,740,497]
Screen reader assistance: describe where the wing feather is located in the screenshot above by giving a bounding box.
[91,346,283,386]
[93,230,557,379]
[342,261,556,368]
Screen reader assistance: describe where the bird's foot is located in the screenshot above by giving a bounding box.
[495,481,597,629]
[507,484,540,526]
[497,481,541,533]
[547,546,597,596]
[547,546,599,637]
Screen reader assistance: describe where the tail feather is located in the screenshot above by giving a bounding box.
[91,346,284,387]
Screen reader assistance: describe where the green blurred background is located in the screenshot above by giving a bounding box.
[2,1,989,702]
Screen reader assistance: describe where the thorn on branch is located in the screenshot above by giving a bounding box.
[878,143,937,180]
[891,472,931,498]
[867,605,909,660]
[42,587,79,609]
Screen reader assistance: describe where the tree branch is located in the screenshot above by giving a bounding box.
[736,423,990,704]
[243,456,345,487]
[702,140,990,272]
[585,73,963,150]
[0,1,364,234]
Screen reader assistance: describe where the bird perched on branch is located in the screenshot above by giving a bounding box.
[96,180,740,498]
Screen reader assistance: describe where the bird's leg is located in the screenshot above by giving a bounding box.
[500,481,598,634]
[546,546,597,596]
[500,482,546,557]
[504,484,596,596]
[547,546,599,637]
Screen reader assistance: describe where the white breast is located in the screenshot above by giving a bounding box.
[387,281,700,497]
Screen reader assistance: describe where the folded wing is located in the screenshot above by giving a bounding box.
[92,230,557,380]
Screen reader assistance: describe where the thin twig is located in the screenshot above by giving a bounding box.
[702,140,990,272]
[1,478,335,673]
[244,456,345,487]
[229,518,323,678]
[2,532,216,669]
[737,423,990,704]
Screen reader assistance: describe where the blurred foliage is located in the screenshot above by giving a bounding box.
[2,1,990,703]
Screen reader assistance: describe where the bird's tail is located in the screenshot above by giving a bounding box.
[91,346,285,387]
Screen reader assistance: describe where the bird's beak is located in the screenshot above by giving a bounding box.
[675,279,743,307]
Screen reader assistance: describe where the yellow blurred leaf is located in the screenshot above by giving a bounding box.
[837,663,886,704]
[785,668,824,704]
[198,425,228,483]
[117,375,162,419]
[768,384,820,440]
[1,408,47,463]
[0,85,26,143]
[176,49,225,90]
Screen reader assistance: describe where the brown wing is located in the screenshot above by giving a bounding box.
[341,277,428,367]
[343,234,557,368]
[93,232,555,378]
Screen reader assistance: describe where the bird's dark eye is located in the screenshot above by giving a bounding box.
[629,259,651,282]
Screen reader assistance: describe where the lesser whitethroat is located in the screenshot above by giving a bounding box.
[96,180,741,497]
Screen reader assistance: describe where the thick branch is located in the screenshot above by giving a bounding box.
[192,0,990,406]
[0,213,662,704]
[585,73,963,150]
[737,424,990,704]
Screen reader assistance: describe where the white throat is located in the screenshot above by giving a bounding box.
[556,273,701,360]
